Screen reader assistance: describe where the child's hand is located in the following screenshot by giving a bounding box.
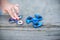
[2,3,19,20]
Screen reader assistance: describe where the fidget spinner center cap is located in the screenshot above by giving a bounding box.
[17,20,23,25]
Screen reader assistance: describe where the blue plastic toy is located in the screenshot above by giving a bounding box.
[9,15,23,25]
[26,14,43,28]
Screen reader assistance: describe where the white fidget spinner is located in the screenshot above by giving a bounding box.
[17,20,23,25]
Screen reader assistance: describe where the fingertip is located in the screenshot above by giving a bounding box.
[16,17,19,20]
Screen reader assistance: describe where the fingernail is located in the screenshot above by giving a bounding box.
[16,18,19,20]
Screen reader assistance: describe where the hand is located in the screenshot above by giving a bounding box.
[2,3,19,20]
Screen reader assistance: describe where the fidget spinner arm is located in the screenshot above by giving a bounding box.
[26,16,33,24]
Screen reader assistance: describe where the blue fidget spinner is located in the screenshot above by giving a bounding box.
[26,14,43,28]
[9,15,23,25]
